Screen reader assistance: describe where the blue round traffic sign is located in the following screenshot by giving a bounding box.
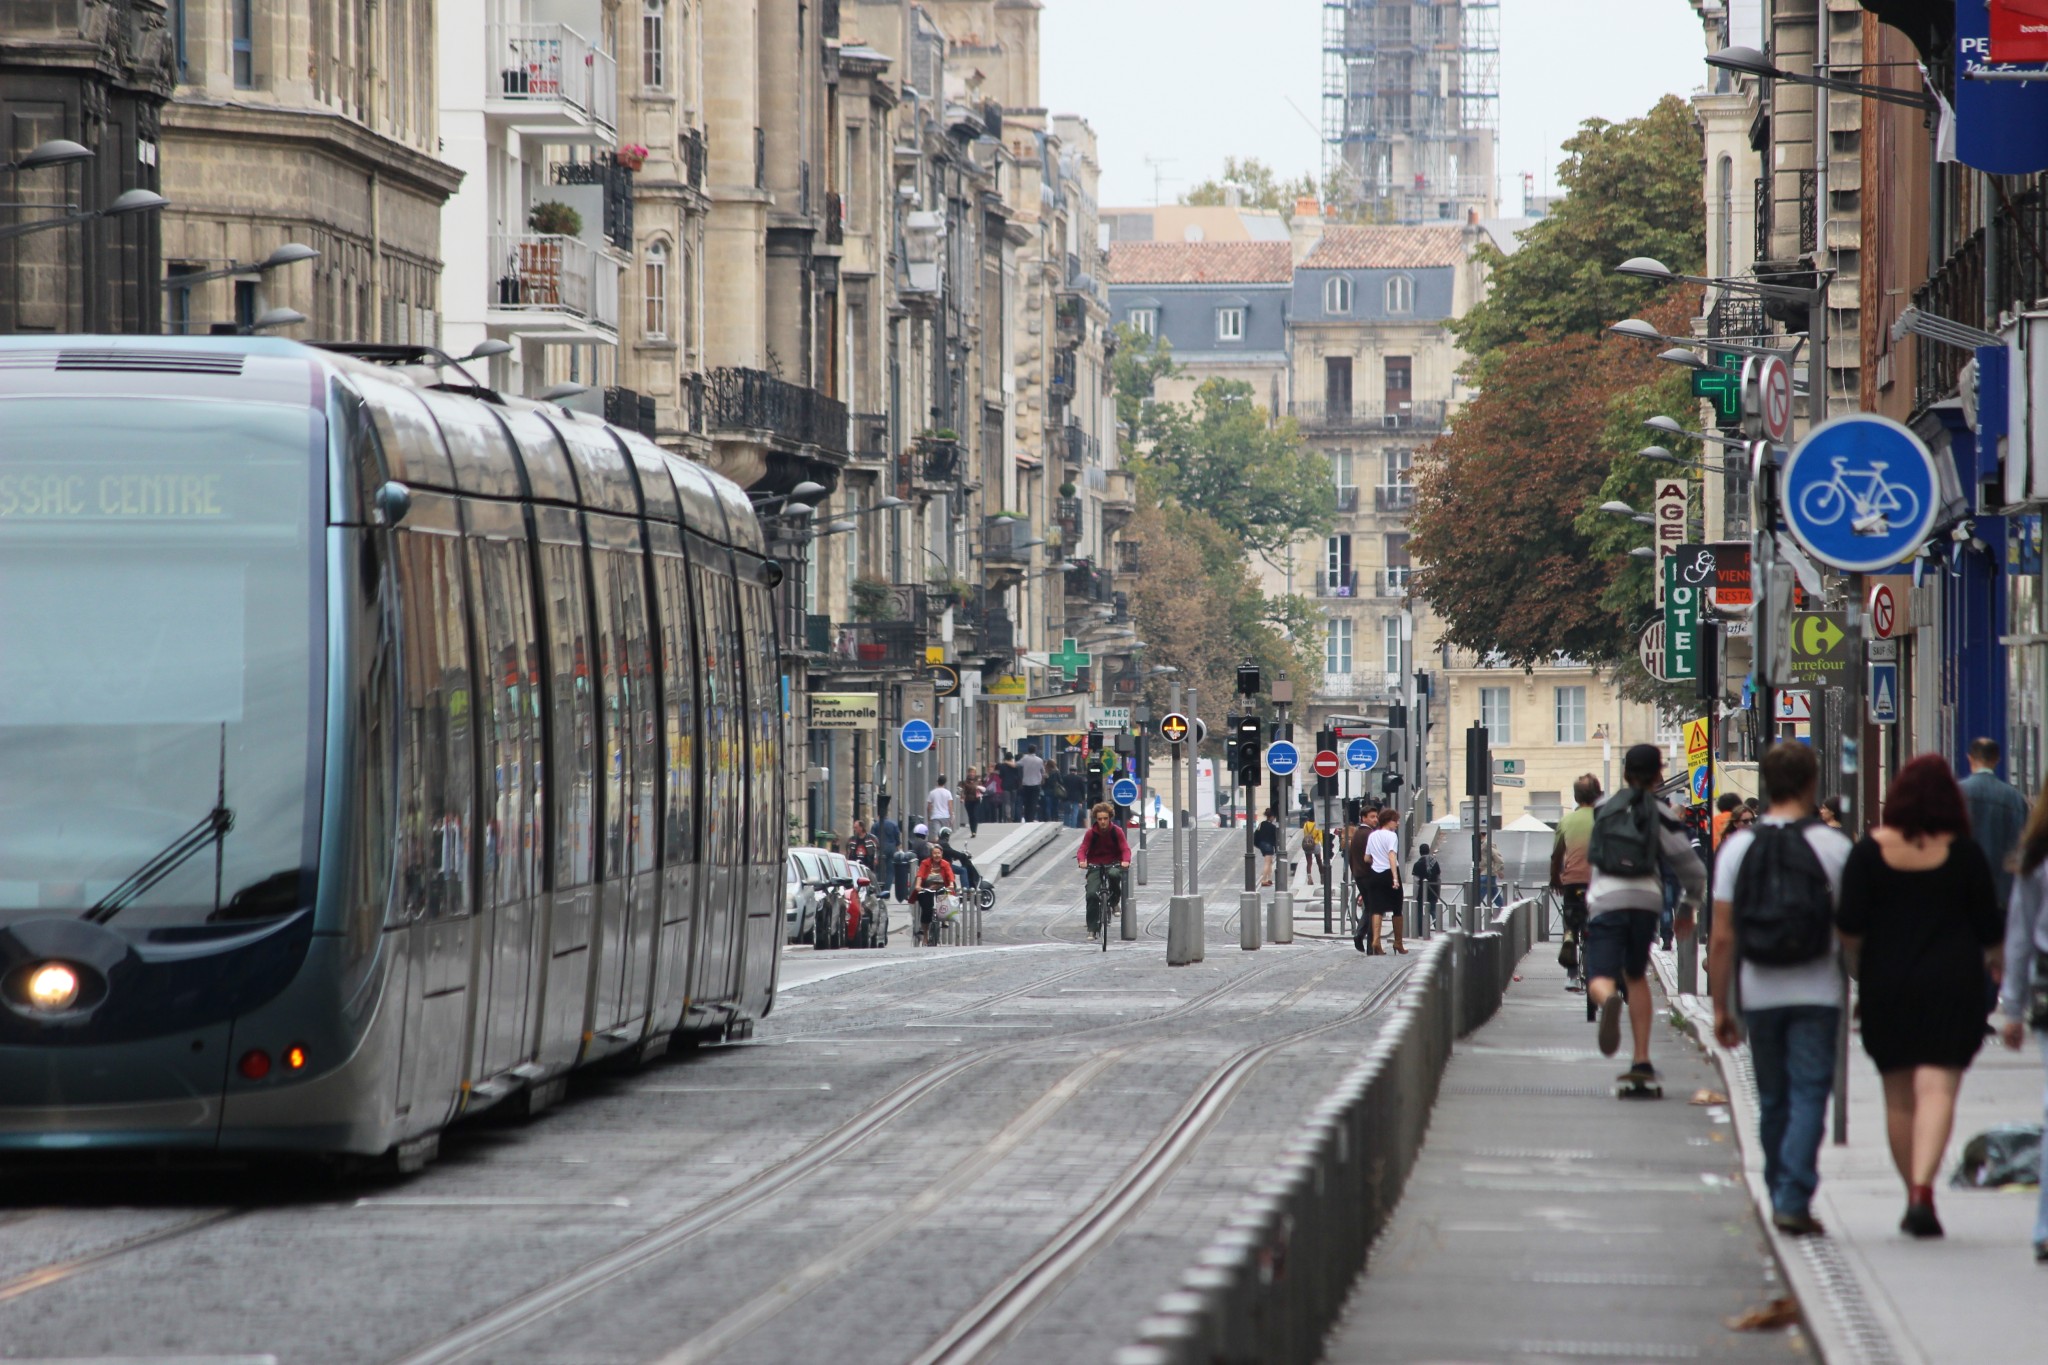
[1345,737,1379,772]
[1111,777,1140,807]
[1781,414,1938,574]
[1265,740,1299,776]
[900,718,934,753]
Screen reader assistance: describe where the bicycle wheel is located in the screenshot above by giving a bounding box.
[1797,479,1847,528]
[1879,481,1920,530]
[1101,882,1111,952]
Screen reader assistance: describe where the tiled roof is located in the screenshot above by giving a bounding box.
[1300,225,1467,270]
[1105,241,1294,285]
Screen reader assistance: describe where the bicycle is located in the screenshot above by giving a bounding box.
[1086,866,1125,952]
[1797,456,1921,536]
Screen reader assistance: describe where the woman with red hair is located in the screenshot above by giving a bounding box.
[1837,753,2006,1238]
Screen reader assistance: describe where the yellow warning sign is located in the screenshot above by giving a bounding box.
[1683,717,1712,807]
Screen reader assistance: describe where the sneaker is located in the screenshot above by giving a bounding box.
[1596,992,1623,1057]
[1773,1209,1825,1237]
[1900,1201,1944,1239]
[2033,1240,2048,1264]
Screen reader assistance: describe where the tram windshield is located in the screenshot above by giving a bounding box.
[0,398,322,931]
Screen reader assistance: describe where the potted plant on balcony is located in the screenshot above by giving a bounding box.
[615,143,649,173]
[850,576,897,622]
[527,200,583,238]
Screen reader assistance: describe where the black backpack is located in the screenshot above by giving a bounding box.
[1732,821,1835,965]
[1588,788,1657,877]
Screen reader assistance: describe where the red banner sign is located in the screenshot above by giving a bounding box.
[1993,0,2048,63]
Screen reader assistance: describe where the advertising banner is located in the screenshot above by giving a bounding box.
[809,692,880,730]
[1993,0,2048,62]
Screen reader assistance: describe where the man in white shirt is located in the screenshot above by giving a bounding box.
[1017,748,1046,821]
[1709,740,1852,1237]
[926,776,955,829]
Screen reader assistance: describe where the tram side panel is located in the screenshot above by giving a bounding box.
[533,511,601,1072]
[738,577,784,1016]
[645,529,698,1039]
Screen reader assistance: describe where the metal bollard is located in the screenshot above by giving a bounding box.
[1267,889,1293,943]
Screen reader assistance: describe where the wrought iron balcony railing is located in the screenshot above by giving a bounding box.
[488,22,617,133]
[1286,400,1446,432]
[704,367,848,455]
[1374,482,1416,513]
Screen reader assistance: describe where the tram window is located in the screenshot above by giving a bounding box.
[469,535,541,908]
[652,553,696,866]
[396,530,474,921]
[620,551,658,876]
[739,582,779,862]
[697,564,742,868]
[540,541,595,889]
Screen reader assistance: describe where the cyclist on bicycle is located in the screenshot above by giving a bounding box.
[1076,802,1132,937]
[1549,773,1600,991]
[915,844,958,944]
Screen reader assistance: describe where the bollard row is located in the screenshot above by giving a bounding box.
[1115,897,1538,1365]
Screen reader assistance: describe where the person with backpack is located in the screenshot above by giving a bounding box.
[1587,744,1706,1088]
[1708,741,1853,1236]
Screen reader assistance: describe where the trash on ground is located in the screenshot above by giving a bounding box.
[1689,1089,1729,1106]
[1949,1124,2044,1189]
[1726,1298,1800,1332]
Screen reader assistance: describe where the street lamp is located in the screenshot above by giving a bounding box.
[0,187,167,243]
[0,139,93,175]
[1628,546,1657,561]
[1656,347,1708,370]
[161,242,320,290]
[1645,414,1748,451]
[751,480,828,512]
[537,381,590,403]
[1598,500,1640,517]
[1704,45,1934,110]
[462,339,515,362]
[1641,444,1738,476]
[1616,255,1822,306]
[1609,316,1797,359]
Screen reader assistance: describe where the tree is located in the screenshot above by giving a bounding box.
[1111,322,1178,457]
[1452,96,1706,366]
[1408,291,1702,666]
[1182,157,1317,214]
[1141,378,1336,555]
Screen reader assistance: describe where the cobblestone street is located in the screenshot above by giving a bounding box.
[0,830,1408,1365]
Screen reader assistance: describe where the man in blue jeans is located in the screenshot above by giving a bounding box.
[1708,740,1852,1237]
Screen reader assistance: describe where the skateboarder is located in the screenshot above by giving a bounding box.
[1586,744,1705,1096]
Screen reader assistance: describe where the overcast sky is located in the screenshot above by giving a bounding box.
[1040,0,1708,216]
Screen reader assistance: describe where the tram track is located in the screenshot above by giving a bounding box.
[380,950,1306,1365]
[0,1207,249,1305]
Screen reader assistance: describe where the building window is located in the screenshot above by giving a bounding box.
[1556,686,1588,745]
[172,0,188,82]
[643,0,667,90]
[1383,447,1411,486]
[165,263,200,335]
[1324,532,1352,595]
[232,0,255,87]
[233,280,258,330]
[1127,307,1156,336]
[1325,617,1353,675]
[1325,275,1353,314]
[1385,274,1413,314]
[1479,686,1510,744]
[1716,154,1734,275]
[1216,307,1244,341]
[1331,449,1354,502]
[643,240,669,339]
[1382,617,1402,676]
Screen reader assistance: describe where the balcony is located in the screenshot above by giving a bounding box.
[1059,423,1099,466]
[1316,669,1395,700]
[984,516,1039,566]
[1049,348,1076,401]
[1316,569,1359,598]
[804,613,834,654]
[1102,469,1136,531]
[827,620,920,671]
[1065,560,1114,603]
[486,22,618,143]
[603,386,656,437]
[1286,400,1446,432]
[1115,539,1143,575]
[705,367,849,455]
[1056,495,1083,532]
[680,128,707,193]
[489,233,619,337]
[1334,485,1359,512]
[1374,482,1416,513]
[910,435,963,488]
[1055,294,1085,344]
[1375,567,1412,597]
[551,154,634,253]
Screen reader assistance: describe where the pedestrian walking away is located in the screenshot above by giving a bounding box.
[1549,773,1600,989]
[1995,768,2048,1265]
[1302,813,1325,886]
[958,768,983,836]
[1255,807,1280,887]
[926,775,955,831]
[1836,752,2005,1238]
[1354,808,1402,954]
[1708,740,1852,1237]
[1017,747,1045,822]
[1410,842,1441,930]
[1586,743,1706,1095]
[1075,802,1131,937]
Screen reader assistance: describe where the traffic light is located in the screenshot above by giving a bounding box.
[1381,770,1405,796]
[1235,714,1262,788]
[1315,727,1337,800]
[1223,712,1242,775]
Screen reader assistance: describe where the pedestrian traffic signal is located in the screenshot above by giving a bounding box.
[1235,714,1262,787]
[1223,712,1241,774]
[1380,770,1404,796]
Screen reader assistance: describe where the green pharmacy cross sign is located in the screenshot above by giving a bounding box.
[1050,637,1091,682]
[1692,350,1743,429]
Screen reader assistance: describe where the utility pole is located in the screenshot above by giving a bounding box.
[1269,680,1294,943]
[1237,663,1262,950]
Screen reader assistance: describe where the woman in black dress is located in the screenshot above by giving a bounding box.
[1837,753,2007,1238]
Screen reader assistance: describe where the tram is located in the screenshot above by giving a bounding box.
[0,336,785,1167]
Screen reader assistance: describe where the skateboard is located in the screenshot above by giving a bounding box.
[1615,1070,1664,1100]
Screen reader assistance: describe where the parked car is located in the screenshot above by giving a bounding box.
[847,859,888,948]
[810,851,853,951]
[786,847,838,944]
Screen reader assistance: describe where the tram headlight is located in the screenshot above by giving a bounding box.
[24,963,80,1012]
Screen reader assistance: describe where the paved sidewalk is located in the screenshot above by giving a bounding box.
[1323,952,1794,1364]
[1655,951,2048,1365]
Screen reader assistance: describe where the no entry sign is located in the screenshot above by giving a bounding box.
[1312,749,1341,779]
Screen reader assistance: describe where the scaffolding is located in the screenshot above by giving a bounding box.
[1321,0,1499,224]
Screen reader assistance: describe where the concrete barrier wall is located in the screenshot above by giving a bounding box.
[1116,897,1536,1365]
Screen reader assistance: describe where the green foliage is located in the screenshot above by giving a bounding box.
[1452,96,1706,369]
[1181,157,1317,213]
[1111,323,1179,456]
[527,201,584,237]
[850,576,896,621]
[1140,378,1335,555]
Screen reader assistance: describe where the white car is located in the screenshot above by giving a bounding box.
[786,847,837,943]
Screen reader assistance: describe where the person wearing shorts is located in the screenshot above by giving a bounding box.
[1549,774,1599,989]
[1586,745,1705,1082]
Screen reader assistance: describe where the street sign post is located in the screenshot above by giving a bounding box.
[1345,736,1379,771]
[1868,581,1899,639]
[1782,415,1940,573]
[1312,749,1341,780]
[899,718,935,753]
[1775,690,1814,722]
[1112,776,1140,806]
[1265,740,1299,776]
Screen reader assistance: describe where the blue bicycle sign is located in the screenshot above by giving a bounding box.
[1782,415,1939,574]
